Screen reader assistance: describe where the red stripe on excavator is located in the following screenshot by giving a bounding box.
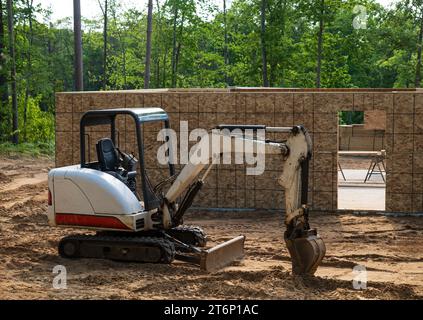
[56,213,130,230]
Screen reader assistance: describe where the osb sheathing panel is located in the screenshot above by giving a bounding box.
[364,110,387,130]
[55,91,423,213]
[339,125,386,151]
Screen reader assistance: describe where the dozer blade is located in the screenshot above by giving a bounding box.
[199,235,245,272]
[285,232,326,276]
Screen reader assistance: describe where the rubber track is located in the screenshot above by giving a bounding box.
[59,234,175,264]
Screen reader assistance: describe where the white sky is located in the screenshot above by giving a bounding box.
[34,0,398,23]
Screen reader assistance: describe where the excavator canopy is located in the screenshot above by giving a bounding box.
[79,107,175,211]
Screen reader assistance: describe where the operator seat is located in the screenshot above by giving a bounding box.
[96,138,139,198]
[96,138,130,184]
[96,138,120,172]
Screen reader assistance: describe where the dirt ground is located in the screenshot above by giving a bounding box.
[0,156,422,300]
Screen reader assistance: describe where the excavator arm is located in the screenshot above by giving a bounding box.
[160,125,326,275]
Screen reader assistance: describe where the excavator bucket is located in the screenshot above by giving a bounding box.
[285,232,326,275]
[199,236,246,272]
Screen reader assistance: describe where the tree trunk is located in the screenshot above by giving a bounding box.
[73,0,83,91]
[110,5,127,90]
[260,0,269,87]
[144,0,153,89]
[23,0,34,142]
[118,30,127,90]
[174,12,184,87]
[154,0,161,88]
[223,0,229,86]
[154,57,159,88]
[46,22,53,110]
[415,8,423,88]
[316,0,324,88]
[162,49,167,87]
[175,42,181,81]
[122,43,127,89]
[0,0,7,103]
[171,4,178,88]
[6,0,18,144]
[277,0,287,87]
[0,0,8,139]
[98,0,108,90]
[103,0,108,90]
[269,61,277,87]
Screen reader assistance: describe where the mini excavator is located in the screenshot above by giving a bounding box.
[47,108,325,275]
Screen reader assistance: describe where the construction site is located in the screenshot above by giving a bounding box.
[0,88,422,300]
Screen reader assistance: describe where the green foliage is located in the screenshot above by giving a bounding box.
[1,0,423,154]
[18,95,55,143]
[338,111,364,125]
[0,141,54,157]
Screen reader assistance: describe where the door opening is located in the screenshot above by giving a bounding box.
[337,110,386,211]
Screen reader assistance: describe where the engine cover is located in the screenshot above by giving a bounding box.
[47,165,146,231]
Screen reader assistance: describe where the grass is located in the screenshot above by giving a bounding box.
[0,141,55,158]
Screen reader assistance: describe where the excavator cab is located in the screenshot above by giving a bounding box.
[79,108,175,211]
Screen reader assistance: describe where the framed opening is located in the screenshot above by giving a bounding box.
[337,110,386,211]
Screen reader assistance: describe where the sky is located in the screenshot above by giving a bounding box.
[34,0,398,23]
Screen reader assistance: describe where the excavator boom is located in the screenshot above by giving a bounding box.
[162,125,326,275]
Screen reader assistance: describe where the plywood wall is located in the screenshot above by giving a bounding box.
[55,90,423,213]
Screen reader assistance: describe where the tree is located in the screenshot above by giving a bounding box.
[73,0,83,91]
[165,0,198,88]
[109,2,128,89]
[98,0,108,90]
[6,0,17,144]
[223,0,229,85]
[144,0,153,89]
[22,0,34,141]
[0,0,8,119]
[153,0,163,88]
[416,5,423,87]
[0,0,9,140]
[316,0,324,88]
[297,0,343,88]
[170,1,178,88]
[406,0,423,87]
[260,0,269,87]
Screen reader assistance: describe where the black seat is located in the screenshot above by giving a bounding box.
[96,138,120,172]
[95,139,139,199]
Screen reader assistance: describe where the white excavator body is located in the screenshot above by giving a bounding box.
[47,165,156,232]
